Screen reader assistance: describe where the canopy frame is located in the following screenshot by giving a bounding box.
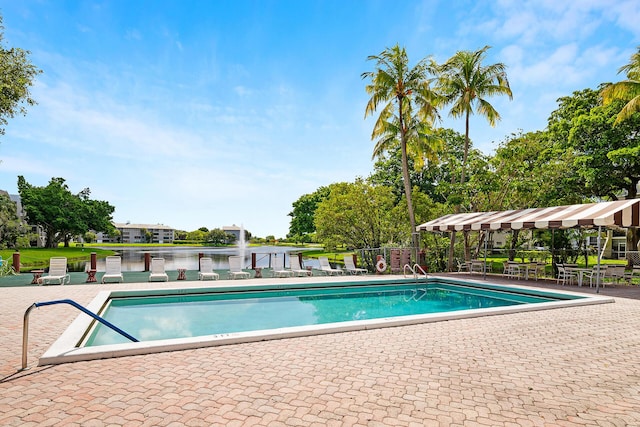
[417,199,640,293]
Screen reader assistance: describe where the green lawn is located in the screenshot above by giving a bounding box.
[0,247,116,272]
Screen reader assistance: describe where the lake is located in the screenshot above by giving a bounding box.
[71,246,318,272]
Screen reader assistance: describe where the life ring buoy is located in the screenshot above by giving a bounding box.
[376,258,387,273]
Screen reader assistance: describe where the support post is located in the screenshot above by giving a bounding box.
[90,252,97,270]
[12,251,20,273]
[144,253,150,272]
[596,226,602,293]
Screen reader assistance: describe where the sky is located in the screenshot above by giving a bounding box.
[0,0,638,238]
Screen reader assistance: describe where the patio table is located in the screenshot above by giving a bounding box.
[566,267,594,287]
[30,269,44,285]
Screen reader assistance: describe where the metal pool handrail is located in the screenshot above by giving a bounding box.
[403,264,428,279]
[21,299,139,371]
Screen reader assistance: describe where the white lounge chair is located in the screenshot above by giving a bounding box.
[102,256,123,283]
[39,257,70,285]
[317,257,343,276]
[343,255,367,275]
[228,256,250,279]
[271,255,294,278]
[149,258,169,282]
[289,256,310,277]
[198,257,219,281]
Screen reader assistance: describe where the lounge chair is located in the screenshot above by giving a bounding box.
[289,256,310,277]
[149,258,169,282]
[271,255,293,278]
[343,255,367,275]
[102,256,123,283]
[198,257,220,280]
[317,257,343,276]
[38,257,71,285]
[228,256,250,279]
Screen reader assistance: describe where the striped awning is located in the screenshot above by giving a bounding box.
[416,199,640,232]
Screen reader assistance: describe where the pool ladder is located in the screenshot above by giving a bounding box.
[21,299,138,371]
[403,264,428,279]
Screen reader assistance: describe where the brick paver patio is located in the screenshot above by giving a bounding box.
[1,276,640,426]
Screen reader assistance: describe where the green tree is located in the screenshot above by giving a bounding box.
[489,131,567,209]
[0,16,42,138]
[436,45,512,185]
[0,192,23,249]
[17,176,115,248]
[569,98,640,200]
[206,228,229,245]
[287,186,330,238]
[186,229,207,241]
[601,46,640,124]
[362,44,440,241]
[314,180,407,256]
[547,86,640,252]
[141,228,153,243]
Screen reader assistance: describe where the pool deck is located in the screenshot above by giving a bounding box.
[2,273,640,426]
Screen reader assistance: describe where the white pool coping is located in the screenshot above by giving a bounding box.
[39,275,614,365]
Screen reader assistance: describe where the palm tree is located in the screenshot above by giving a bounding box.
[371,111,443,186]
[436,45,511,270]
[602,46,640,124]
[362,45,440,242]
[436,45,512,185]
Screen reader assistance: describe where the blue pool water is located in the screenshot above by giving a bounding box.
[84,280,576,347]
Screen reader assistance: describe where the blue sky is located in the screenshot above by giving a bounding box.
[0,1,638,238]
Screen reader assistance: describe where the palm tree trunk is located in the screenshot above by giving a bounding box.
[400,134,416,242]
[460,110,470,185]
[449,111,471,270]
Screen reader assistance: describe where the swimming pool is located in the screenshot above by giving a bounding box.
[40,276,613,365]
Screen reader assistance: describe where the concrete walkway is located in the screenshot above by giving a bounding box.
[2,276,640,426]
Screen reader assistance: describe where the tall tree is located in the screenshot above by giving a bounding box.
[315,179,407,267]
[601,46,640,124]
[547,86,640,252]
[436,45,512,185]
[436,45,512,269]
[17,176,115,248]
[0,192,23,249]
[0,16,42,138]
[287,186,330,240]
[362,45,440,245]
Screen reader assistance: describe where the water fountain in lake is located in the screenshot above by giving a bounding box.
[237,224,247,261]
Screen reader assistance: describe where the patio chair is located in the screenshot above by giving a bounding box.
[289,256,310,277]
[602,265,625,286]
[228,256,250,279]
[456,259,468,273]
[271,255,294,278]
[39,257,71,285]
[556,264,577,286]
[502,261,521,280]
[102,256,123,283]
[343,255,367,275]
[198,257,219,281]
[624,266,640,285]
[316,257,343,276]
[148,258,169,282]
